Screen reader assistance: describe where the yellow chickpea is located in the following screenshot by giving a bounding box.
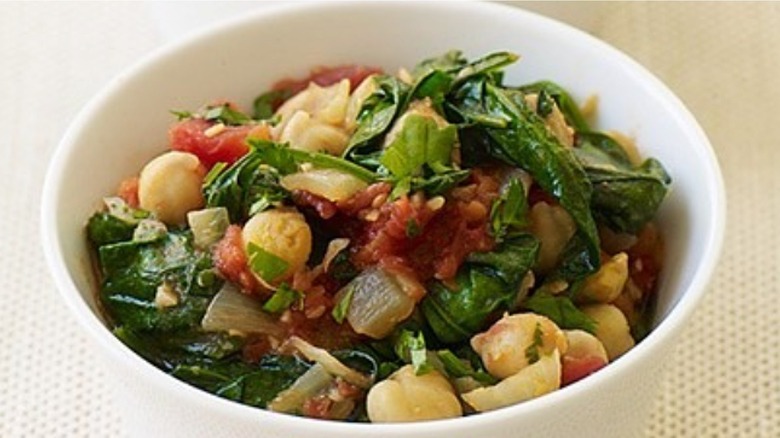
[471,313,567,380]
[241,208,312,282]
[581,304,635,360]
[366,365,462,422]
[138,151,205,225]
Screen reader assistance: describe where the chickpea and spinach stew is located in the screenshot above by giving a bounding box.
[87,51,670,422]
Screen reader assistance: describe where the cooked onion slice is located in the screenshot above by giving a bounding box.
[281,168,368,202]
[336,267,416,339]
[267,363,333,413]
[201,283,283,336]
[289,336,372,388]
[461,349,561,412]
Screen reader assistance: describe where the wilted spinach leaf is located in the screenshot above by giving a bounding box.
[98,230,222,333]
[344,75,410,158]
[450,79,601,280]
[519,80,590,132]
[574,132,671,233]
[422,235,540,343]
[523,292,597,334]
[171,354,311,408]
[253,89,293,120]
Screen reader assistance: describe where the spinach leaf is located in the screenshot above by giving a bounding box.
[203,148,289,223]
[203,104,253,126]
[87,197,151,246]
[519,80,590,133]
[436,349,497,385]
[466,234,539,286]
[574,132,671,233]
[523,292,597,334]
[378,113,468,198]
[344,75,409,158]
[410,50,467,80]
[205,140,376,223]
[380,114,458,178]
[98,230,222,333]
[422,235,540,343]
[489,176,528,242]
[87,212,137,246]
[253,89,293,120]
[450,79,601,280]
[114,326,244,370]
[171,354,311,408]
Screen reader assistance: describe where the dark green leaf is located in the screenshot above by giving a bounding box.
[202,146,289,223]
[87,212,136,246]
[523,292,597,334]
[452,81,601,280]
[410,50,467,80]
[114,326,244,370]
[519,80,590,132]
[408,169,470,197]
[452,51,519,86]
[203,104,252,126]
[171,354,311,408]
[466,234,540,286]
[489,176,529,241]
[344,75,410,158]
[380,114,458,179]
[423,236,538,343]
[99,231,222,333]
[253,89,293,120]
[574,132,671,233]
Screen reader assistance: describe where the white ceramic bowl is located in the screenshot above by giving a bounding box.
[41,2,725,437]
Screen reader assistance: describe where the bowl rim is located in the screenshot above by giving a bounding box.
[41,1,726,434]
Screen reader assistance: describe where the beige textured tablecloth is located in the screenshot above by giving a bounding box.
[2,2,777,436]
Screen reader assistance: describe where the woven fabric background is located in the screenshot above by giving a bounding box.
[1,2,777,437]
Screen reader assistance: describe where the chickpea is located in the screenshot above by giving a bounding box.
[366,365,462,423]
[581,304,635,360]
[277,110,350,155]
[580,252,629,303]
[274,79,350,131]
[561,330,609,386]
[461,349,561,412]
[471,313,567,380]
[138,151,205,225]
[242,208,312,282]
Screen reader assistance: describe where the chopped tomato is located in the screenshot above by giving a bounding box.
[117,176,140,208]
[212,225,260,294]
[169,118,255,168]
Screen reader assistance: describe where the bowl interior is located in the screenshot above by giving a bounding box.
[44,0,723,431]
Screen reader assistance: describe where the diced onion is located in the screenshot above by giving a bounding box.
[289,336,372,388]
[267,363,333,413]
[201,283,283,337]
[187,207,229,249]
[337,267,416,339]
[280,168,368,202]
